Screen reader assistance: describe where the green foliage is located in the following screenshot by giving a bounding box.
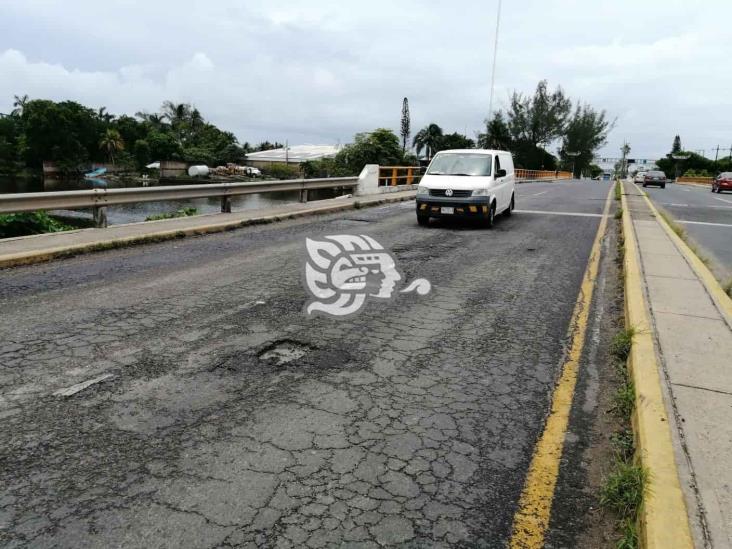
[336,128,404,174]
[260,162,302,180]
[600,461,647,519]
[478,111,511,150]
[615,209,623,220]
[21,99,102,170]
[610,328,635,363]
[2,96,248,175]
[99,128,124,164]
[412,124,444,160]
[560,103,614,177]
[590,164,603,178]
[0,211,74,238]
[508,80,572,149]
[145,207,197,221]
[438,132,475,151]
[615,180,622,200]
[671,135,682,154]
[400,97,410,153]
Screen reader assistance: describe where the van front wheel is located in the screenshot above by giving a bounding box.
[484,203,496,228]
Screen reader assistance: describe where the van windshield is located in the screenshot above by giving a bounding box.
[426,153,492,176]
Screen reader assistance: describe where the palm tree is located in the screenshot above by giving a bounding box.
[413,123,444,160]
[161,101,191,125]
[11,94,29,116]
[97,106,115,124]
[99,128,125,165]
[135,111,165,128]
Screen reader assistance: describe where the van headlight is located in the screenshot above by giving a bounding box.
[472,189,490,196]
[416,186,429,195]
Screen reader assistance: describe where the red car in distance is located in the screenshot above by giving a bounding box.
[712,172,732,193]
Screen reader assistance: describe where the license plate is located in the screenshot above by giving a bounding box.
[440,207,454,215]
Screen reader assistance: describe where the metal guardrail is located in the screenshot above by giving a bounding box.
[0,177,358,227]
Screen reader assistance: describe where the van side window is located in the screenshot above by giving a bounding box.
[495,156,501,175]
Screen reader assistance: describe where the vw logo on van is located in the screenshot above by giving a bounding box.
[444,189,453,197]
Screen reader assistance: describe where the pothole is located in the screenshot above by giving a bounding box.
[258,340,314,366]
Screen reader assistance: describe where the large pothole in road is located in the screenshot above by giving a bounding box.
[258,340,314,366]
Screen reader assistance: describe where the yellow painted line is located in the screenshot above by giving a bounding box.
[621,182,694,548]
[509,185,613,548]
[636,182,732,324]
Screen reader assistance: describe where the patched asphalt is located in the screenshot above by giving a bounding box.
[0,180,616,548]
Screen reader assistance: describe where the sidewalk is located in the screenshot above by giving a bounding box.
[0,190,416,268]
[624,181,732,548]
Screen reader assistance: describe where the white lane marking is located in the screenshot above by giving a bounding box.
[710,205,732,210]
[659,203,689,207]
[677,220,732,228]
[713,196,732,205]
[523,190,550,198]
[514,209,603,218]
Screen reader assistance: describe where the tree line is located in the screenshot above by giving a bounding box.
[1,80,612,178]
[0,95,283,174]
[654,134,732,178]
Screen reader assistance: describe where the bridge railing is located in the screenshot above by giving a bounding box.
[677,176,713,185]
[515,169,572,180]
[0,177,358,227]
[378,166,424,186]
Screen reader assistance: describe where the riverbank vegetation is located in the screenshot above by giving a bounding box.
[0,96,276,176]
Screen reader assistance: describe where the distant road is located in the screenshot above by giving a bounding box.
[642,182,732,278]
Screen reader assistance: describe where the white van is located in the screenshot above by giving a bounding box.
[415,149,515,227]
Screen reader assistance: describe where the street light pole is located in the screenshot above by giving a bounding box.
[487,0,502,124]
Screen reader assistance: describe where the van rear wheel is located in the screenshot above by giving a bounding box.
[504,194,514,217]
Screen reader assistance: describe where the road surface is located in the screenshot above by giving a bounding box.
[0,180,619,548]
[643,182,732,277]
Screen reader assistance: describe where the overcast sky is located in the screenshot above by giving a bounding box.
[1,0,730,159]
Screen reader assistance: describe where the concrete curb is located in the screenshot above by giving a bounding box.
[0,193,415,269]
[620,182,694,549]
[635,182,732,325]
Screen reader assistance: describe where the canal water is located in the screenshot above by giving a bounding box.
[0,176,347,225]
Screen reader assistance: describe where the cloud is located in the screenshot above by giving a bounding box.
[1,0,732,158]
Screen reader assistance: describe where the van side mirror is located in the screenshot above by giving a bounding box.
[496,168,507,178]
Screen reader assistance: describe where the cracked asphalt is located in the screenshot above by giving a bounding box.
[1,180,616,548]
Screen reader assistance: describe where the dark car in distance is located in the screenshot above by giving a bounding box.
[712,172,732,194]
[642,170,666,189]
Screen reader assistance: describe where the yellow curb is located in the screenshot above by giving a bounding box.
[635,182,732,325]
[620,182,694,549]
[0,194,415,269]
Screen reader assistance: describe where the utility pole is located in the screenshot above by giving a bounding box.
[487,0,502,123]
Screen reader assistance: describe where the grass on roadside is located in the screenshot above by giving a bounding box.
[615,180,622,200]
[146,207,198,222]
[724,279,732,298]
[600,460,647,520]
[614,209,623,220]
[601,247,645,549]
[0,211,75,239]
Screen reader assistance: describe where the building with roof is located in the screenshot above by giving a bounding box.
[245,144,343,168]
